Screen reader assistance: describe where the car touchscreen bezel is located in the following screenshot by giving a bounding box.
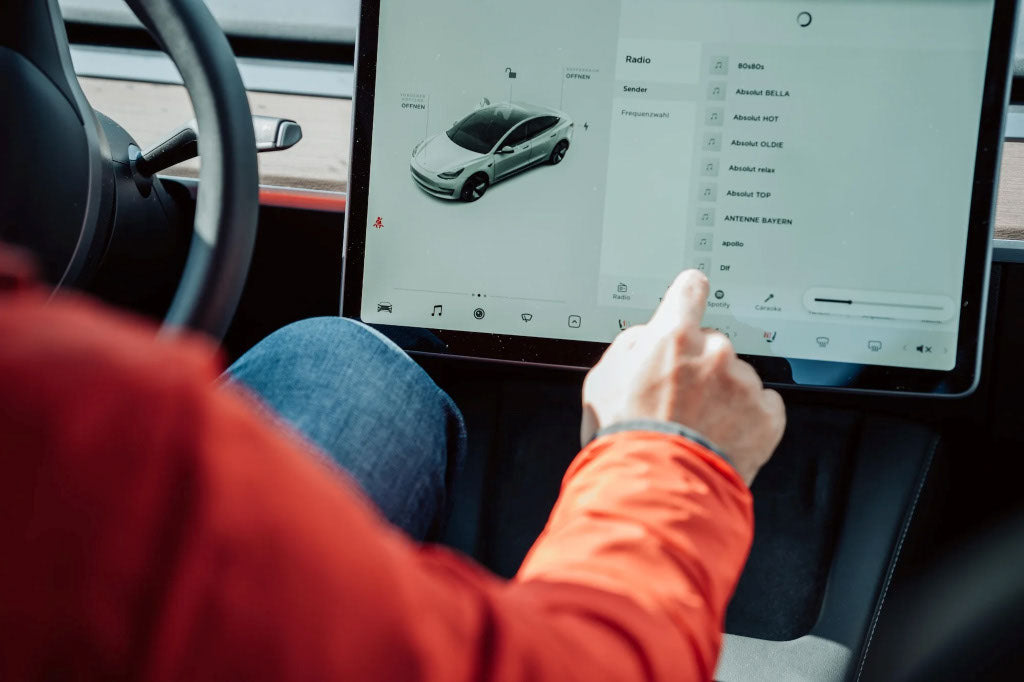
[342,0,1018,396]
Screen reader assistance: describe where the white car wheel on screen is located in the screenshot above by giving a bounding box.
[549,140,569,165]
[461,173,489,202]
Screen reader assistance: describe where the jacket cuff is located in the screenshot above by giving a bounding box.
[595,420,732,467]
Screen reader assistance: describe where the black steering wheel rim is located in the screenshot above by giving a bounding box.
[124,0,259,340]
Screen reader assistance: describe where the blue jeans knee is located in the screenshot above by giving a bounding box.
[225,318,466,541]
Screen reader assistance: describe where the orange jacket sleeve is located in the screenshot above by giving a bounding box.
[0,289,753,682]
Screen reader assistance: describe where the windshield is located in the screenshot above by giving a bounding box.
[59,0,360,43]
[446,107,527,154]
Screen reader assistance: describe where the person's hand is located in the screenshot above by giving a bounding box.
[581,270,785,486]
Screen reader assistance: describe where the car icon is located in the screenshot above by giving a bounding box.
[377,302,393,313]
[411,101,574,202]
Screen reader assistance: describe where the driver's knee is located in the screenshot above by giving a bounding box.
[225,317,466,540]
[232,316,421,380]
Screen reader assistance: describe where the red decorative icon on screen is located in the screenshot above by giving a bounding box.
[373,217,383,229]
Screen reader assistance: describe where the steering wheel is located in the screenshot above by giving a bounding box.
[0,0,258,340]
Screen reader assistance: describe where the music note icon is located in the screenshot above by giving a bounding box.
[431,304,443,317]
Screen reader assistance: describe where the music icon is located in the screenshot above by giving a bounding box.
[431,304,443,317]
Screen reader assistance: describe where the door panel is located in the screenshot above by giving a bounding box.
[526,115,560,163]
[493,123,531,179]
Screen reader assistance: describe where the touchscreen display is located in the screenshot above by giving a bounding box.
[358,0,996,371]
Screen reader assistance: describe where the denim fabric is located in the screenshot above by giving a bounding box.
[224,318,466,542]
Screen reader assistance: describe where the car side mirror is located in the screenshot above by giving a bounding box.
[497,146,514,155]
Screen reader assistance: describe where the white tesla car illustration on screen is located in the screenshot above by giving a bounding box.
[411,102,574,202]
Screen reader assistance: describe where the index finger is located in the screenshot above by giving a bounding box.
[651,269,709,331]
